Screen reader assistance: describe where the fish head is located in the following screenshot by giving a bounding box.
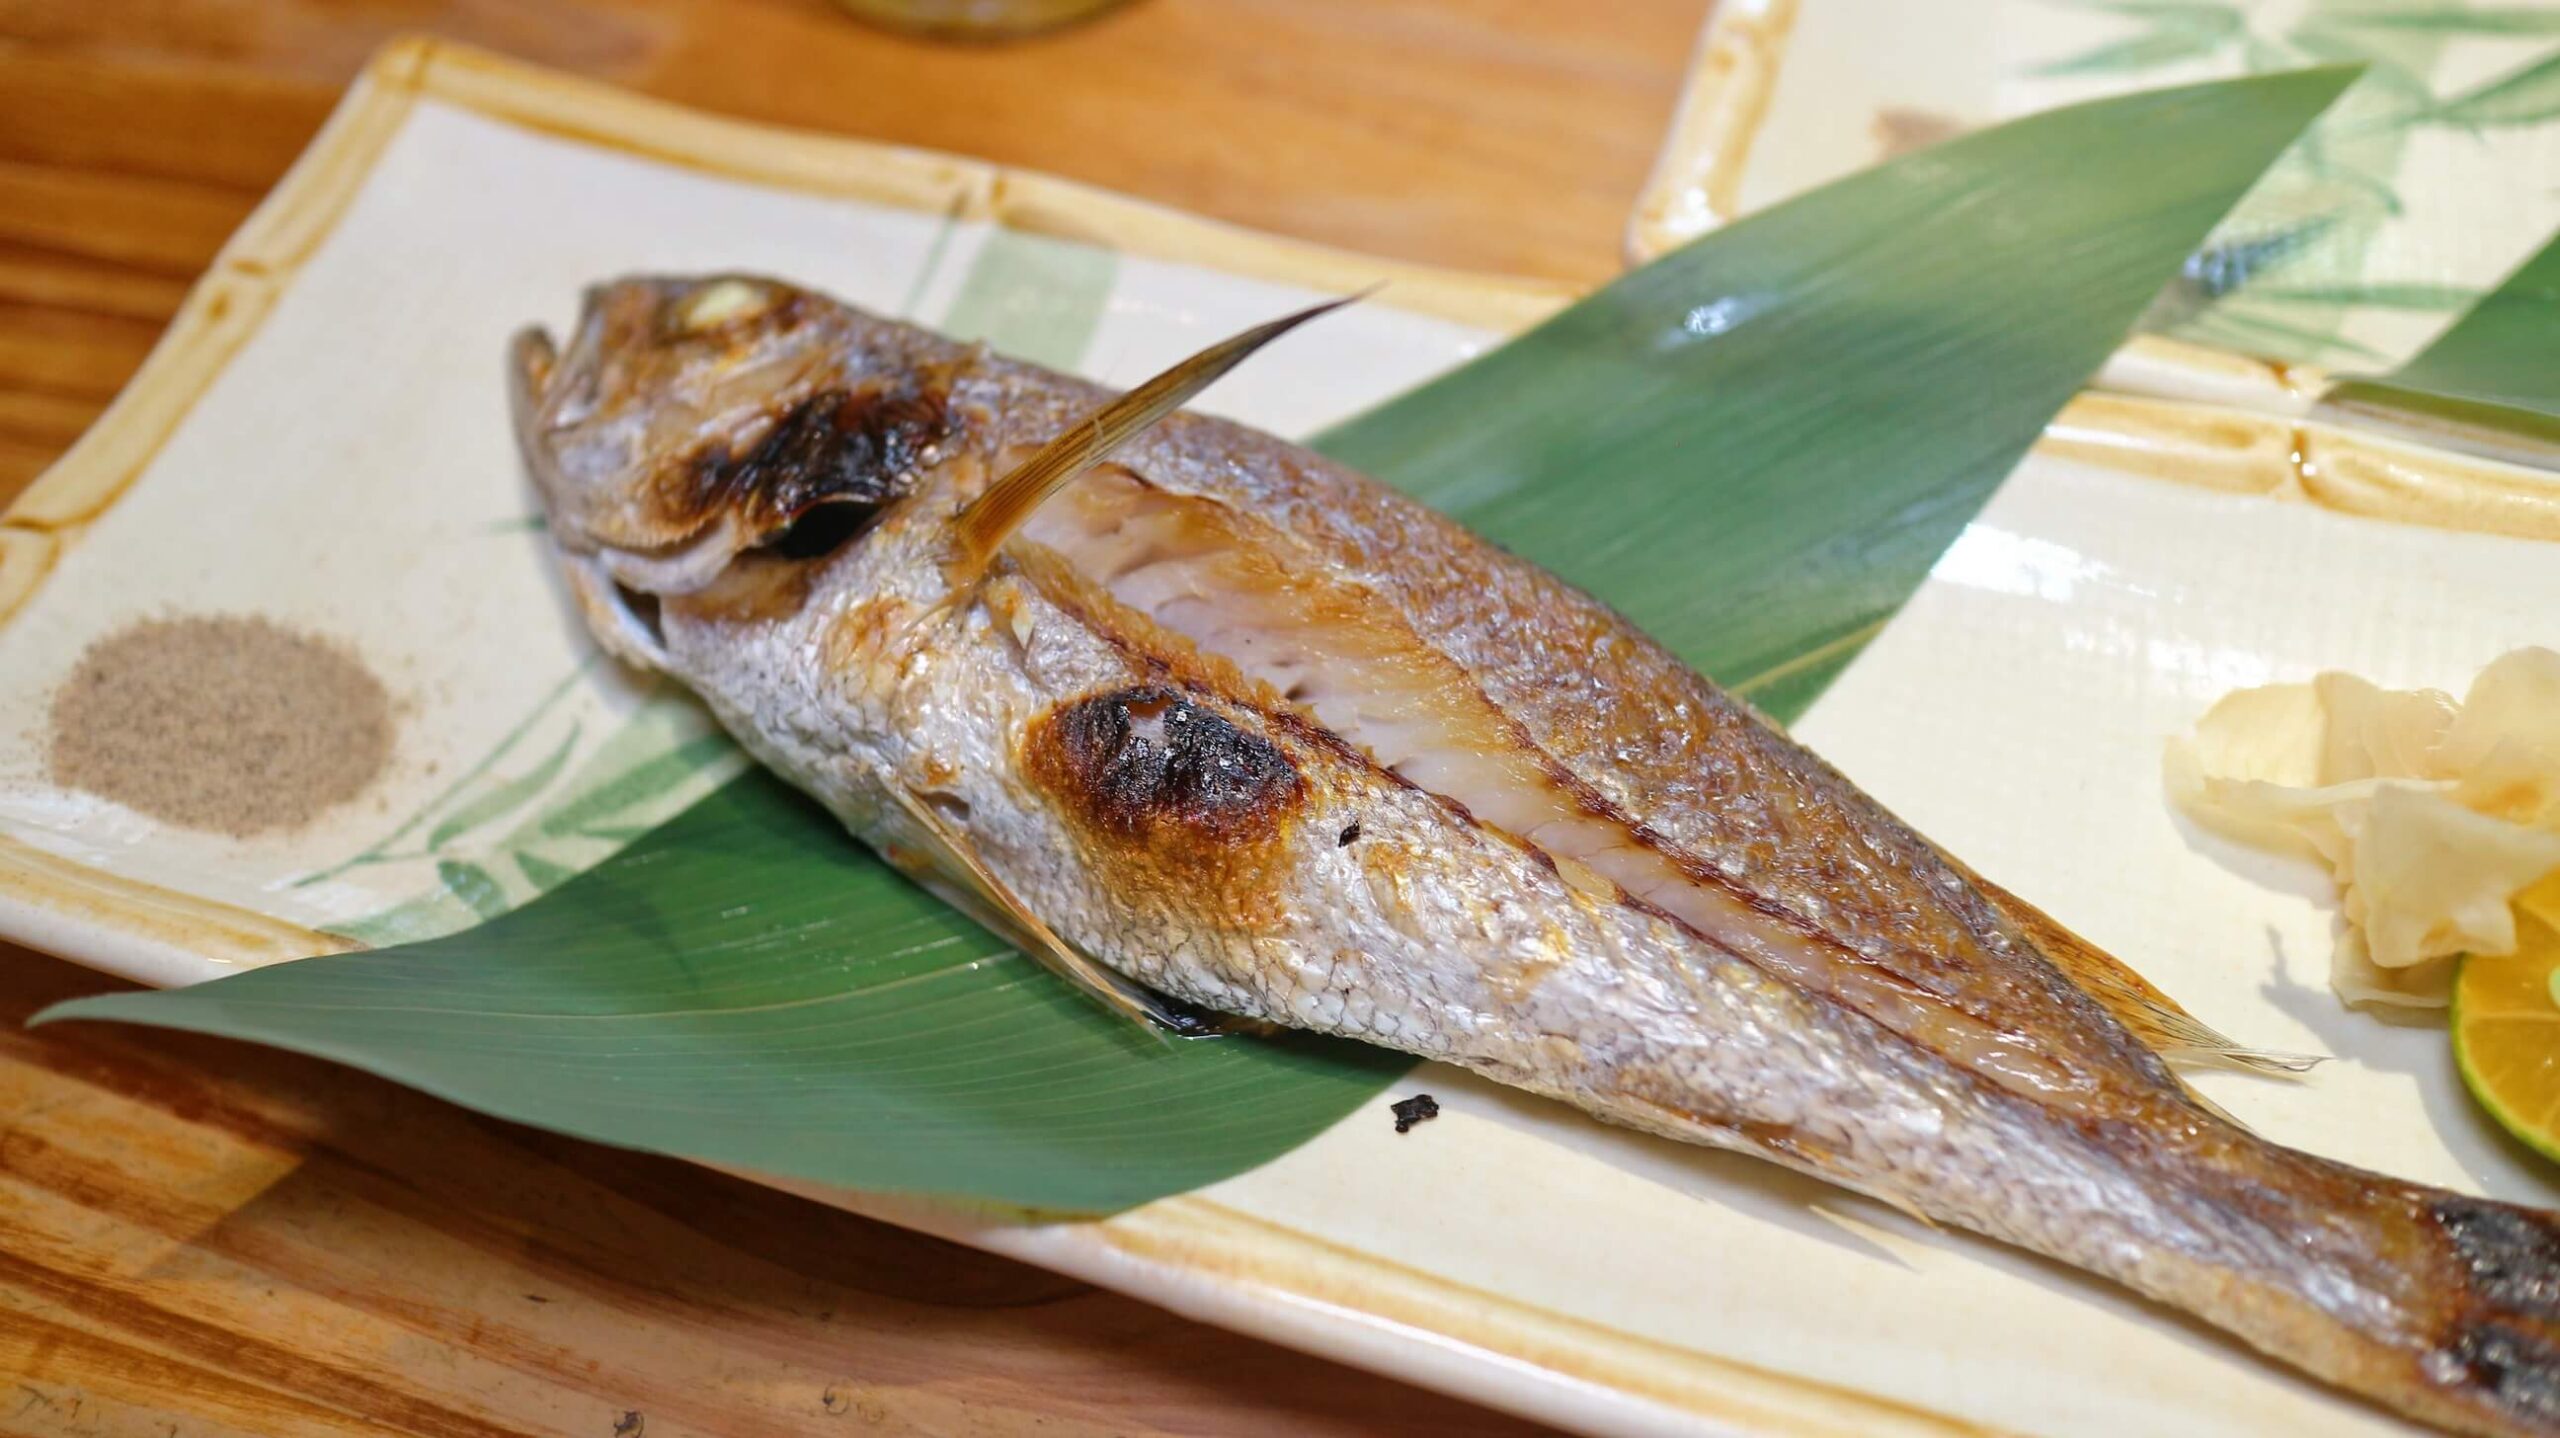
[510,274,964,666]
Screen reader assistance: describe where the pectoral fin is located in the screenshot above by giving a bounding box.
[884,782,1236,1038]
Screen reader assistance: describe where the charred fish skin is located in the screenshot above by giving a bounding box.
[515,273,2560,1438]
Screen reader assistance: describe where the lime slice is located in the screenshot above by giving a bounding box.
[2452,908,2560,1166]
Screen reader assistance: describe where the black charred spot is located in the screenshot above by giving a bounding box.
[1337,821,1361,846]
[1390,1094,1439,1133]
[2448,1323,2560,1428]
[2438,1197,2560,1322]
[1148,993,1261,1039]
[1030,686,1301,844]
[680,383,952,545]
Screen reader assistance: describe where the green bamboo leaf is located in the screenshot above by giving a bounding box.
[38,68,2356,1212]
[537,732,738,839]
[2322,225,2560,450]
[427,722,581,850]
[2417,47,2560,125]
[436,860,512,922]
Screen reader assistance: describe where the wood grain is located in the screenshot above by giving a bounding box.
[0,960,1555,1437]
[0,0,1706,1430]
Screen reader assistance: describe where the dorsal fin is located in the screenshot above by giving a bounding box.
[945,293,1361,590]
[1972,872,2323,1076]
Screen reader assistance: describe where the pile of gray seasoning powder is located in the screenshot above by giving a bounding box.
[47,615,393,837]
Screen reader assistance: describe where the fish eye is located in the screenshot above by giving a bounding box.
[670,278,779,336]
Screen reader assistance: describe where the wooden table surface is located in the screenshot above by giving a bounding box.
[0,2,1707,1433]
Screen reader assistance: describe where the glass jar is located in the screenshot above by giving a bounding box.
[833,0,1135,39]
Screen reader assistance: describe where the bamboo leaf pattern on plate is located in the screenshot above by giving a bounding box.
[535,733,743,840]
[2414,47,2560,126]
[2251,280,2478,308]
[2022,0,2560,365]
[2032,2,2244,75]
[2148,213,2341,325]
[2328,4,2560,36]
[427,722,581,850]
[296,661,594,889]
[938,228,1120,373]
[436,860,512,921]
[512,850,580,893]
[326,698,746,942]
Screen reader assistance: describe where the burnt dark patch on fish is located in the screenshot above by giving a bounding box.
[1025,685,1309,931]
[1029,686,1303,844]
[2439,1198,2560,1322]
[1143,990,1246,1039]
[1146,993,1288,1040]
[2447,1323,2560,1428]
[672,382,952,543]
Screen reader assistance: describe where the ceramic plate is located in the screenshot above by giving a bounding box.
[1637,0,2560,384]
[6,38,2560,1438]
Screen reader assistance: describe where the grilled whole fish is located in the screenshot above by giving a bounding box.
[514,275,2560,1437]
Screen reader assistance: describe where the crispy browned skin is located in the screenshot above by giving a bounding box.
[517,275,2560,1437]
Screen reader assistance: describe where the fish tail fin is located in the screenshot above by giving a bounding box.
[2192,1152,2560,1437]
[2401,1192,2560,1435]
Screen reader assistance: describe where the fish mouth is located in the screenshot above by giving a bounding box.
[508,323,566,511]
[512,319,742,594]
